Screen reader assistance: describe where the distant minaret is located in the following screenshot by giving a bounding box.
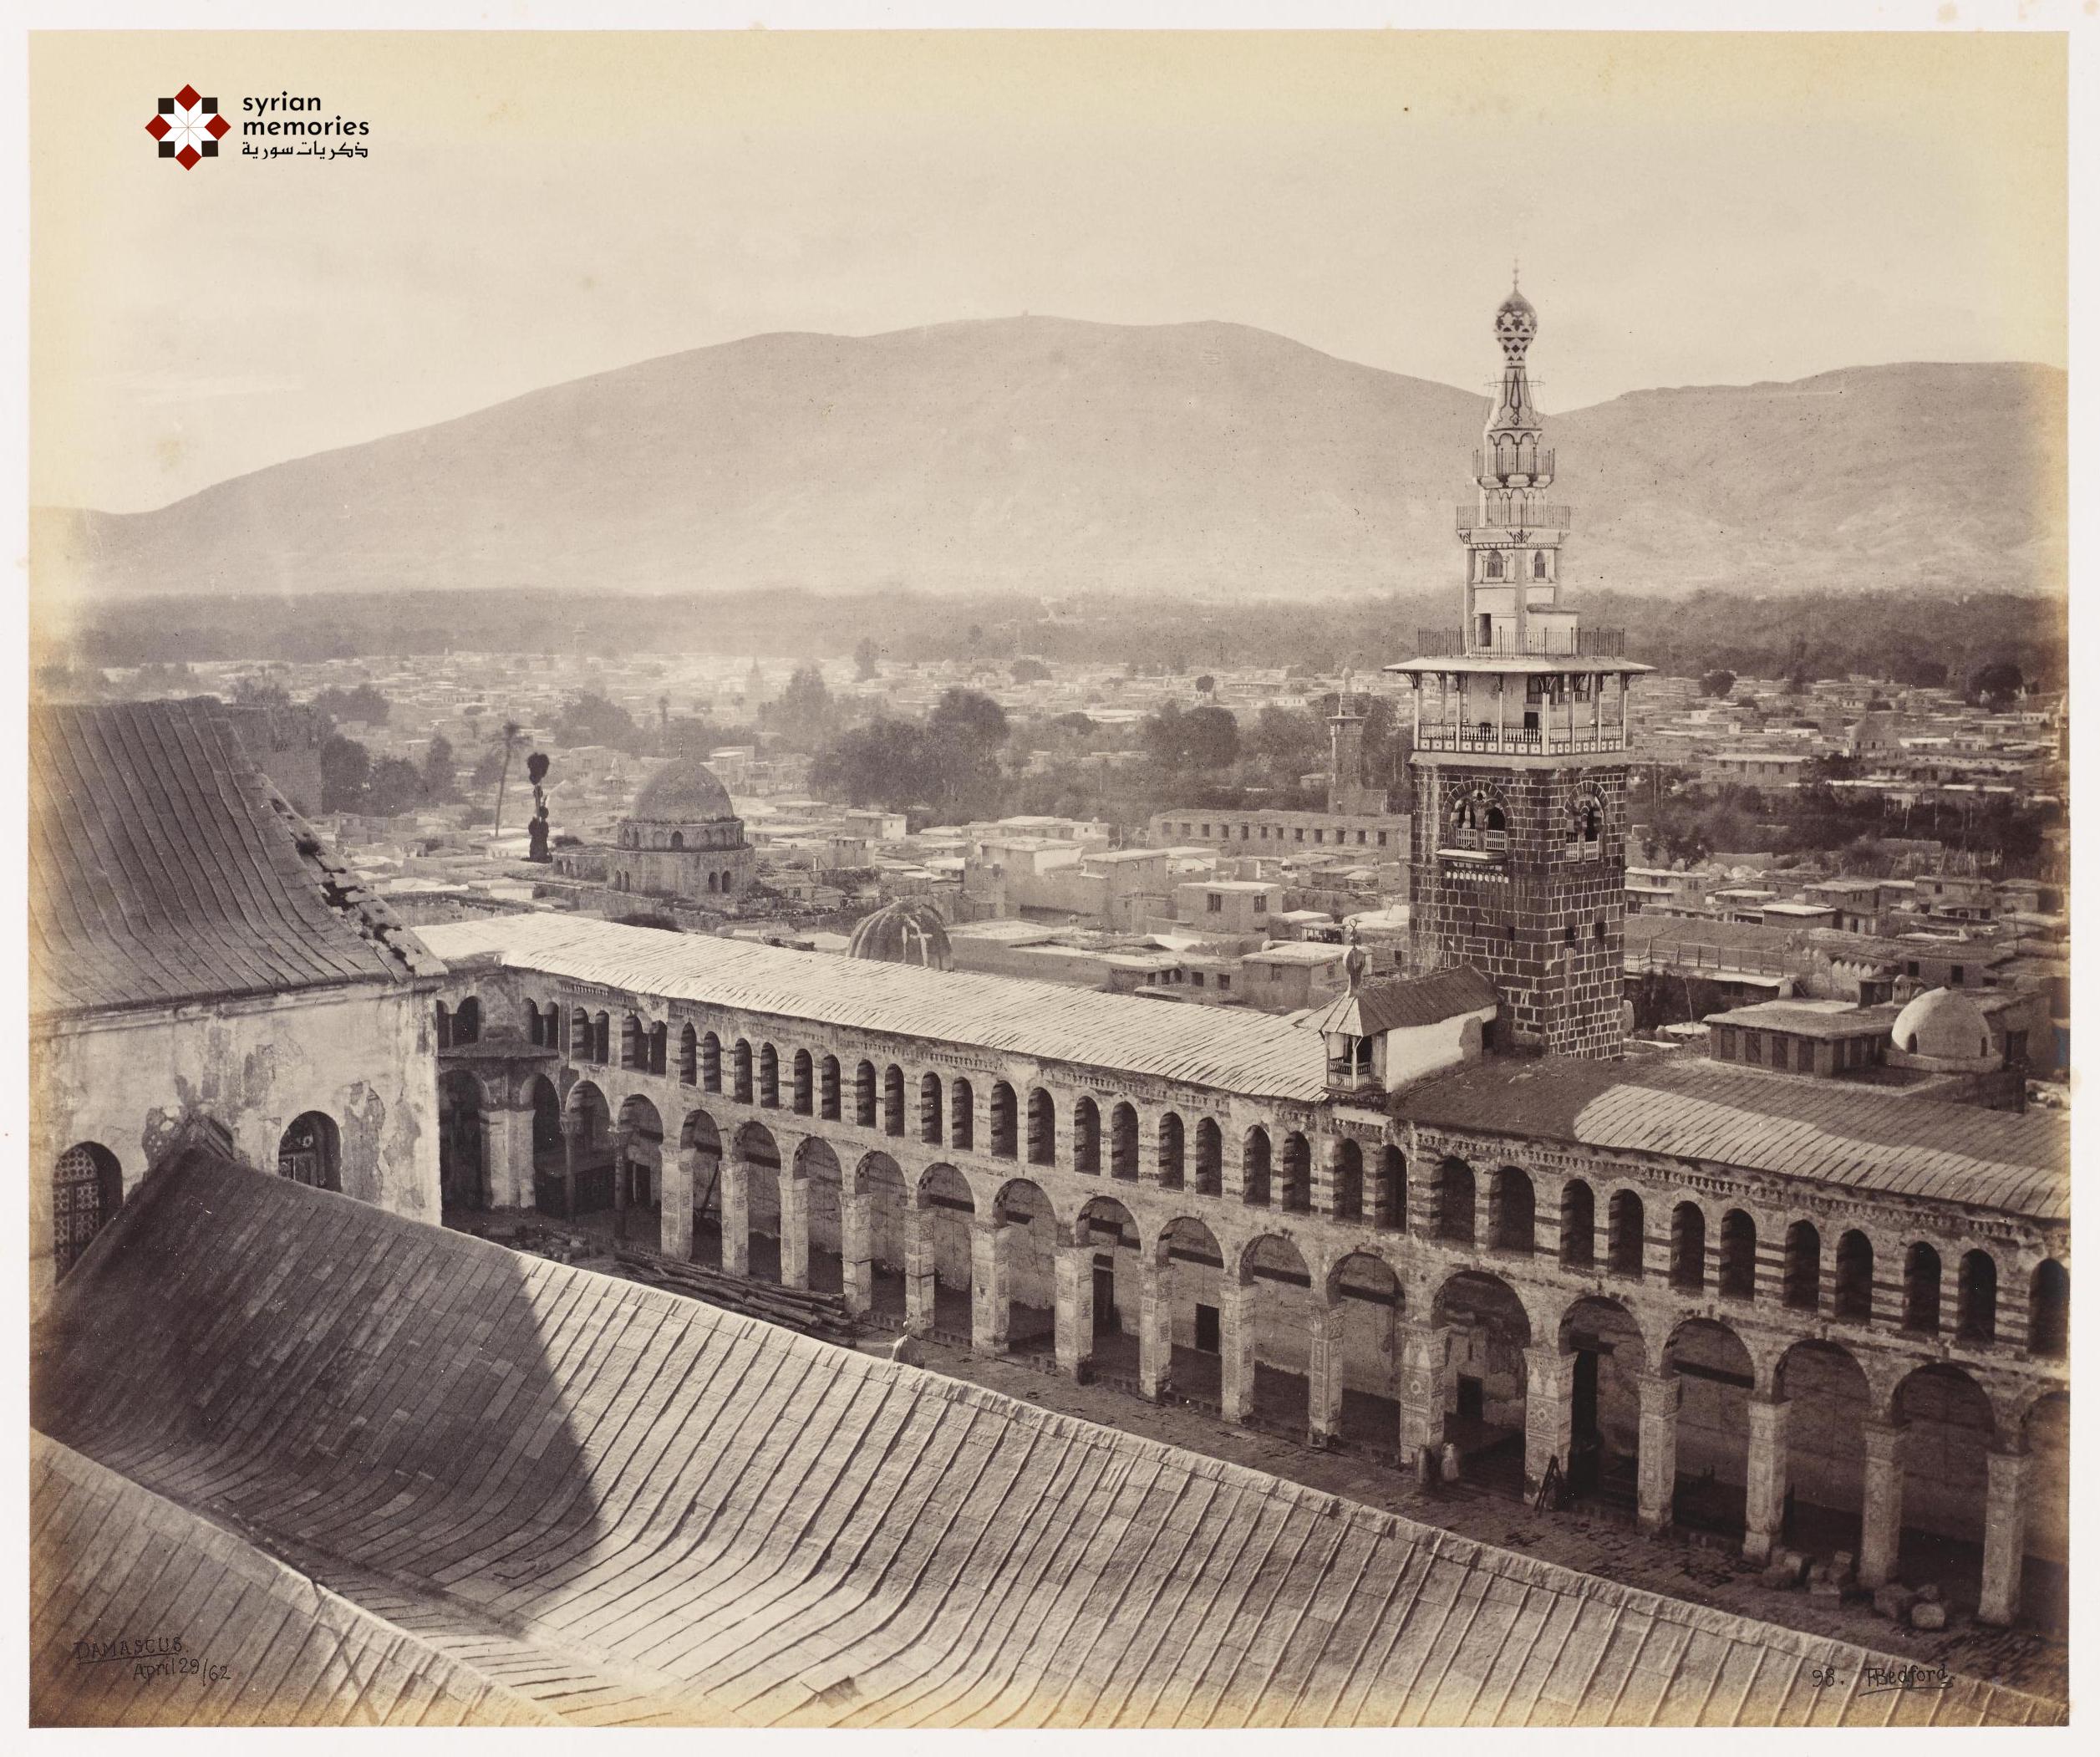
[1387,279,1651,1058]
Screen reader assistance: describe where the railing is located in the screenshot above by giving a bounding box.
[1456,502,1574,533]
[1416,729,1624,756]
[1472,446,1554,482]
[1411,628,1629,660]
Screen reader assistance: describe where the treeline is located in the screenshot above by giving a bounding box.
[46,582,2064,690]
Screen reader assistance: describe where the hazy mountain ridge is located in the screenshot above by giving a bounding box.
[35,317,2067,604]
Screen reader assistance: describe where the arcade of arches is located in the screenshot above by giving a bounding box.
[431,982,2070,1631]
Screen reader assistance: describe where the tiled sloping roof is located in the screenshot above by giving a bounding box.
[31,1152,2063,1729]
[30,699,438,1019]
[29,1434,557,1728]
[1393,1056,2067,1223]
[1313,965,1499,1038]
[415,912,1330,1102]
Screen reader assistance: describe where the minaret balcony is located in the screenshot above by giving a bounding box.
[1472,446,1555,486]
[1416,724,1627,758]
[1414,626,1627,660]
[1457,502,1573,536]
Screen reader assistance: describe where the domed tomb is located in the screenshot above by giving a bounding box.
[1890,985,1996,1069]
[605,757,753,904]
[847,900,953,970]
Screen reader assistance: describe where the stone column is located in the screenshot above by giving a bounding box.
[1858,1419,1907,1591]
[485,1100,533,1209]
[1218,1275,1256,1425]
[1742,1395,1790,1564]
[1396,1320,1448,1464]
[1523,1345,1574,1501]
[969,1217,1010,1356]
[1636,1373,1681,1535]
[1137,1249,1170,1400]
[661,1146,696,1262]
[719,1154,751,1277]
[1054,1244,1093,1376]
[613,1127,633,1243]
[778,1173,811,1291]
[840,1179,873,1316]
[1308,1297,1344,1443]
[558,1113,584,1220]
[904,1202,935,1337]
[1977,1446,2031,1627]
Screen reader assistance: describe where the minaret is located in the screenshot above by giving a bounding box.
[1386,280,1650,1058]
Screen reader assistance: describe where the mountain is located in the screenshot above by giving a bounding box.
[33,318,2066,605]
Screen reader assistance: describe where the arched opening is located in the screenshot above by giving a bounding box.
[949,1077,974,1151]
[992,1177,1054,1353]
[706,871,718,894]
[679,1024,699,1085]
[51,1143,123,1279]
[989,1082,1018,1158]
[1903,1242,1943,1334]
[854,1061,877,1129]
[796,1136,844,1294]
[1607,1190,1645,1277]
[615,1094,664,1249]
[918,1072,943,1145]
[1834,1230,1874,1324]
[882,1065,906,1138]
[528,1076,565,1214]
[1892,1363,1996,1615]
[1026,1089,1056,1167]
[1718,1210,1757,1301]
[819,1055,842,1121]
[277,1111,342,1193]
[1175,1117,1216,1197]
[1664,1318,1757,1541]
[592,1012,611,1065]
[682,1108,724,1266]
[1157,1112,1185,1190]
[700,1031,722,1093]
[733,1040,755,1105]
[853,1151,908,1318]
[563,1082,613,1215]
[1375,1146,1405,1231]
[1784,1221,1822,1311]
[1072,1097,1101,1174]
[1488,1165,1534,1254]
[1241,1127,1273,1207]
[1153,1217,1228,1409]
[2029,1260,2068,1359]
[648,1022,667,1076]
[792,1048,814,1115]
[2024,1393,2070,1632]
[620,1014,643,1070]
[570,1006,591,1061]
[1279,1133,1312,1214]
[438,1070,486,1210]
[1071,1196,1140,1379]
[1435,1158,1476,1245]
[1958,1249,1998,1344]
[670,830,684,850]
[738,1122,783,1283]
[1670,1202,1706,1292]
[1560,1179,1596,1269]
[1110,1103,1140,1182]
[1777,1340,1872,1559]
[1433,1271,1533,1492]
[453,996,481,1045]
[1328,1250,1404,1447]
[1240,1235,1316,1433]
[1558,1293,1646,1508]
[435,1001,452,1049]
[1331,1139,1364,1223]
[758,1043,779,1108]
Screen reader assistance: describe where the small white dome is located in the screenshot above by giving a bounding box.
[1891,986,1992,1062]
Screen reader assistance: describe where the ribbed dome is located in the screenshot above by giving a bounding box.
[847,900,953,970]
[628,759,735,825]
[1891,986,1993,1062]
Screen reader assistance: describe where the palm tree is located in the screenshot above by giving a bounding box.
[490,720,523,841]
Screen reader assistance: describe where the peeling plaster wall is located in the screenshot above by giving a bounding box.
[30,986,440,1314]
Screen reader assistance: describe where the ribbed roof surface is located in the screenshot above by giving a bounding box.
[31,1150,2064,1729]
[30,699,434,1019]
[628,759,736,824]
[1309,965,1498,1039]
[1395,1055,2067,1223]
[416,913,1330,1102]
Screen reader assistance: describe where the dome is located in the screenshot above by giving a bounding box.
[1493,281,1538,357]
[1891,986,1993,1062]
[847,900,953,970]
[628,759,735,825]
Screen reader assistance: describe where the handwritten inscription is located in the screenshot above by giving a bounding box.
[73,1633,234,1687]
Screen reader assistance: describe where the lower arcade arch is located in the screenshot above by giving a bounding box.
[437,1070,487,1210]
[1774,1339,1873,1557]
[793,1137,845,1295]
[1324,1250,1404,1447]
[1232,1234,1317,1429]
[680,1108,725,1267]
[917,1164,979,1339]
[735,1121,783,1283]
[1884,1362,1996,1613]
[989,1176,1055,1352]
[1660,1317,1757,1540]
[613,1094,664,1247]
[1427,1271,1533,1490]
[1555,1293,1645,1504]
[1063,1195,1142,1377]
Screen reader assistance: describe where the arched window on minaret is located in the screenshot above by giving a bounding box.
[1483,551,1505,581]
[1533,551,1549,581]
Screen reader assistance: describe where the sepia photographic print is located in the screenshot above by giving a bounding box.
[15,4,2087,1737]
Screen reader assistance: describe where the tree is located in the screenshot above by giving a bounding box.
[1010,657,1051,685]
[364,757,425,817]
[1050,711,1096,736]
[311,683,389,725]
[1969,660,2023,710]
[773,663,835,751]
[490,720,522,838]
[1194,675,1217,698]
[232,676,293,710]
[1700,669,1736,700]
[928,687,1008,747]
[468,747,506,791]
[422,735,456,802]
[854,637,881,681]
[553,691,642,751]
[318,736,370,812]
[1182,704,1239,770]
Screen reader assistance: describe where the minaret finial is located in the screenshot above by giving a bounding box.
[1512,257,1520,292]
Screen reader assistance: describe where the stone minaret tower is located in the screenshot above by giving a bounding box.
[1388,278,1650,1058]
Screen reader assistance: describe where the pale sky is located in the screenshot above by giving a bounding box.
[31,29,2067,513]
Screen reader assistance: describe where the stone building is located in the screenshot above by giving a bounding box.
[28,698,446,1311]
[603,756,754,902]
